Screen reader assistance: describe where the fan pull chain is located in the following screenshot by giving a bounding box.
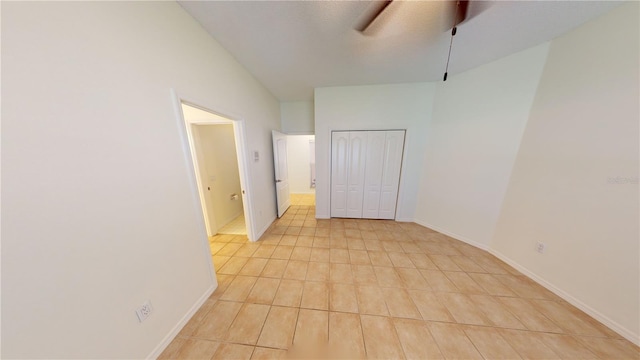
[444,0,460,81]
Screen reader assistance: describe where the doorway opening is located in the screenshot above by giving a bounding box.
[273,133,316,218]
[180,102,255,240]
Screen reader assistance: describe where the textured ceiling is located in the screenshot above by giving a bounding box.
[179,1,621,101]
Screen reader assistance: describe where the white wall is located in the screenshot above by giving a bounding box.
[414,43,550,248]
[286,135,316,194]
[314,83,436,220]
[281,100,315,134]
[196,125,244,229]
[2,2,280,359]
[491,2,639,342]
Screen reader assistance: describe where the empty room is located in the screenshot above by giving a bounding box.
[2,1,638,359]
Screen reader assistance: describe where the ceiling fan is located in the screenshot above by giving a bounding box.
[355,0,476,81]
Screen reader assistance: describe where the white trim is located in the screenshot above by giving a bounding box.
[489,248,640,347]
[146,284,216,359]
[413,219,489,251]
[170,89,216,284]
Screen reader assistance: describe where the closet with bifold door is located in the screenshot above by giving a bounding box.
[330,130,405,219]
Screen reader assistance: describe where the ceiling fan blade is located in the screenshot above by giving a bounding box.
[355,0,393,33]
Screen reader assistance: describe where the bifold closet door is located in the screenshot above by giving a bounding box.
[331,130,405,220]
[378,131,405,219]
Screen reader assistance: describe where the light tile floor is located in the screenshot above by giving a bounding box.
[160,205,639,359]
[219,214,247,236]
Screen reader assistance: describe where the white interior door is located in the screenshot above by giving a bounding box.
[330,132,349,217]
[362,131,386,219]
[378,131,405,219]
[346,131,367,218]
[272,130,290,217]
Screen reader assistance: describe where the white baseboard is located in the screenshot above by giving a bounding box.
[147,284,216,359]
[489,248,640,346]
[412,219,489,251]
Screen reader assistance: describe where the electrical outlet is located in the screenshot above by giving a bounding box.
[136,300,153,323]
[536,242,546,254]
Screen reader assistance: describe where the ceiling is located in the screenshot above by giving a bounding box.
[178,1,621,102]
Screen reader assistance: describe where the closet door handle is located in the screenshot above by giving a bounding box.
[276,179,283,183]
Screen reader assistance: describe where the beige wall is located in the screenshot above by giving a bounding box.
[2,2,280,358]
[281,100,315,134]
[491,2,639,341]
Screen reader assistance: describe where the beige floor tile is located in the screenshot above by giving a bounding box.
[499,297,563,333]
[330,248,350,263]
[364,239,384,251]
[396,267,430,290]
[296,235,314,247]
[158,336,185,359]
[494,274,556,300]
[534,333,598,359]
[306,261,330,281]
[257,306,298,349]
[360,315,405,359]
[352,264,378,285]
[301,281,329,310]
[246,277,280,304]
[213,255,230,271]
[464,326,522,359]
[468,294,526,330]
[294,309,329,345]
[218,256,249,275]
[173,339,220,360]
[330,263,354,283]
[212,343,254,360]
[239,258,268,276]
[449,255,486,273]
[368,251,393,266]
[576,336,640,359]
[393,318,443,360]
[381,240,404,252]
[251,347,287,360]
[279,234,297,246]
[211,274,234,300]
[252,245,276,258]
[226,303,270,345]
[407,290,453,322]
[272,279,304,307]
[347,238,366,250]
[468,273,517,296]
[313,236,331,248]
[407,253,438,270]
[443,271,485,294]
[330,283,359,313]
[428,322,483,359]
[471,256,510,275]
[282,260,308,280]
[374,266,401,287]
[220,276,257,301]
[234,243,260,257]
[310,247,330,261]
[193,301,243,340]
[419,269,459,292]
[261,259,288,278]
[349,250,371,265]
[329,312,367,359]
[217,242,244,256]
[290,246,312,261]
[356,285,389,316]
[388,252,416,268]
[530,299,608,337]
[179,299,217,336]
[271,245,294,260]
[499,329,561,359]
[429,254,463,271]
[381,287,422,319]
[437,292,491,326]
[360,230,378,240]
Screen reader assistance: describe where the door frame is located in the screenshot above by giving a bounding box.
[171,89,257,242]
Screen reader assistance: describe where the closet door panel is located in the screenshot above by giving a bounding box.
[346,131,367,218]
[362,131,385,219]
[378,131,405,219]
[330,132,350,217]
